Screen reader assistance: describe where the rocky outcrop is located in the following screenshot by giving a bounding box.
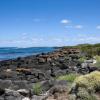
[0,48,99,100]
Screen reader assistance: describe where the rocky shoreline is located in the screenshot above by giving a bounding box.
[0,48,99,100]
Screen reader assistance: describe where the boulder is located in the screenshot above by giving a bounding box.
[22,97,30,100]
[0,80,12,89]
[51,69,66,77]
[38,58,46,63]
[40,80,54,93]
[54,80,68,86]
[4,89,24,100]
[0,97,4,100]
[5,89,20,96]
[49,85,67,95]
[37,72,45,80]
[40,80,68,94]
[32,95,48,100]
[11,80,29,90]
[4,96,23,100]
[0,71,17,79]
[17,89,29,96]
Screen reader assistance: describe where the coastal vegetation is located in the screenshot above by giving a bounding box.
[33,83,42,95]
[78,56,87,63]
[69,71,100,100]
[63,43,100,57]
[94,55,100,67]
[72,71,100,92]
[57,73,78,83]
[0,43,100,100]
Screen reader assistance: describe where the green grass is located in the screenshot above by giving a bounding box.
[57,73,78,83]
[78,56,87,63]
[33,83,42,95]
[94,56,100,67]
[95,56,100,62]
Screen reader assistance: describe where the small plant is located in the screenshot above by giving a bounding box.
[57,73,78,83]
[33,83,42,95]
[94,56,100,67]
[78,56,87,63]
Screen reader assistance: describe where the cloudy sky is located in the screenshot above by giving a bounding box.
[0,0,100,47]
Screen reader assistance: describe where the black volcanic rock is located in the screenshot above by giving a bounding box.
[0,88,5,96]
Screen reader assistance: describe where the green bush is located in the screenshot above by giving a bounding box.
[72,71,100,93]
[94,62,100,67]
[78,56,87,63]
[57,74,78,83]
[33,83,42,95]
[95,56,100,62]
[69,71,100,100]
[63,43,100,56]
[77,88,97,100]
[94,56,100,67]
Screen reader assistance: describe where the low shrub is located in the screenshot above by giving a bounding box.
[57,73,78,83]
[70,71,100,95]
[77,88,97,100]
[33,83,42,95]
[78,56,87,63]
[94,56,100,67]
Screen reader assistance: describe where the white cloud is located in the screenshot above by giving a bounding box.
[74,34,100,43]
[61,19,70,24]
[65,25,83,29]
[96,25,100,29]
[74,25,83,29]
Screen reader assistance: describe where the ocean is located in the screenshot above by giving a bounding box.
[0,47,55,61]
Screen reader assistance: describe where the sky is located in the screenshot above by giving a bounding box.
[0,0,100,47]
